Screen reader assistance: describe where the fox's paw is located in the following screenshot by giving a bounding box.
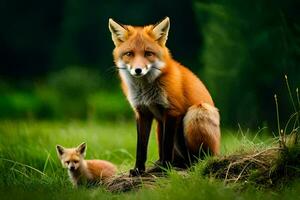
[129,168,144,177]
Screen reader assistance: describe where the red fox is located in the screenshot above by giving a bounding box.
[56,142,117,186]
[109,17,220,176]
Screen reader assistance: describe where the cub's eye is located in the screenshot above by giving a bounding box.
[65,161,70,164]
[145,51,155,57]
[124,52,134,57]
[74,161,79,164]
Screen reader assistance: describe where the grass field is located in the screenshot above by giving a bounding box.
[0,120,299,200]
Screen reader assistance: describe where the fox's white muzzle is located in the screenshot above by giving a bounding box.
[129,66,150,77]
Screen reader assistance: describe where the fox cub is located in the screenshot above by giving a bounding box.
[56,142,117,187]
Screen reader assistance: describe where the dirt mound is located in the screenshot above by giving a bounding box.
[203,131,300,188]
[105,172,165,193]
[203,148,279,185]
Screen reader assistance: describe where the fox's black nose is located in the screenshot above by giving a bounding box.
[135,68,142,75]
[70,166,75,171]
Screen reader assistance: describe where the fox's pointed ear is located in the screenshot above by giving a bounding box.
[152,17,170,46]
[56,145,65,157]
[76,142,86,157]
[109,18,128,46]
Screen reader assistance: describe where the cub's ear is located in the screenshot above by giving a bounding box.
[109,18,128,46]
[76,142,86,157]
[152,17,170,46]
[56,145,65,157]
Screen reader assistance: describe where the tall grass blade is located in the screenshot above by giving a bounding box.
[10,168,30,179]
[296,88,300,110]
[43,153,51,173]
[0,158,48,177]
[285,75,297,113]
[274,94,284,147]
[285,75,299,129]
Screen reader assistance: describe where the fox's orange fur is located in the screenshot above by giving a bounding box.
[56,143,116,186]
[109,17,220,174]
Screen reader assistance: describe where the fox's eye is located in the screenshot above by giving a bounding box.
[145,51,155,57]
[74,161,78,164]
[65,161,70,164]
[124,51,134,57]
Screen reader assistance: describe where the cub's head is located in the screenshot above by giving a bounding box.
[56,142,86,172]
[109,17,170,79]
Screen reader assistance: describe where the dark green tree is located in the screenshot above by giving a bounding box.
[195,0,300,128]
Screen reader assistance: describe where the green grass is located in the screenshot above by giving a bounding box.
[0,120,299,200]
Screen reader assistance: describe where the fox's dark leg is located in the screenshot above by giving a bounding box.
[173,117,191,168]
[130,109,153,176]
[162,115,192,168]
[156,122,163,162]
[148,115,179,173]
[161,115,178,164]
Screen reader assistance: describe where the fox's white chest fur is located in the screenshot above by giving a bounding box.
[119,70,169,120]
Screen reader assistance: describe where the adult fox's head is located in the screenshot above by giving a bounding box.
[109,17,170,79]
[56,143,86,172]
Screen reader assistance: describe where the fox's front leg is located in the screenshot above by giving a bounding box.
[161,115,179,166]
[129,111,153,176]
[149,115,178,172]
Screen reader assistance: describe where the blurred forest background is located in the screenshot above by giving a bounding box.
[0,0,299,129]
